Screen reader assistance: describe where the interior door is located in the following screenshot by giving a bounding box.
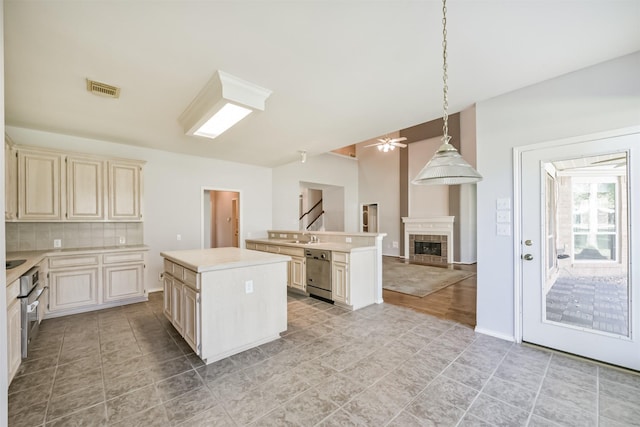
[521,132,639,370]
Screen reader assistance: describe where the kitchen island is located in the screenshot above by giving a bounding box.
[160,247,290,364]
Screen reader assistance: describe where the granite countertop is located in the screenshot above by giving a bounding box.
[161,247,291,273]
[6,245,149,286]
[245,238,376,253]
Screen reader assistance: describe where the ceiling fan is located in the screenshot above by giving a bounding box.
[364,136,408,152]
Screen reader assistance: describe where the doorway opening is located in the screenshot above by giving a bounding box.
[361,203,378,233]
[299,182,345,232]
[202,189,240,248]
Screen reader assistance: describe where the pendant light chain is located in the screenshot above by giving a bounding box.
[441,0,449,141]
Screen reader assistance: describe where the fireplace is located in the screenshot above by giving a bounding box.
[415,241,442,256]
[402,216,454,264]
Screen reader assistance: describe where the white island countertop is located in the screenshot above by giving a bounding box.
[160,247,291,273]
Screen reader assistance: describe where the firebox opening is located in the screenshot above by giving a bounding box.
[415,241,442,256]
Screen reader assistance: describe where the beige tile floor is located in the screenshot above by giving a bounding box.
[8,292,640,426]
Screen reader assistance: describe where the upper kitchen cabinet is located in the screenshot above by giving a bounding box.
[108,161,143,221]
[67,156,105,220]
[17,149,64,220]
[6,142,145,222]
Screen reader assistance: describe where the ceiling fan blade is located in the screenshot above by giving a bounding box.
[364,142,382,148]
[389,137,407,143]
[391,142,408,148]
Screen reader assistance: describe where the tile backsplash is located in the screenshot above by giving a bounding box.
[5,222,144,252]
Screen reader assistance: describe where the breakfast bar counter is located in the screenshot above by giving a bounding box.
[160,247,290,364]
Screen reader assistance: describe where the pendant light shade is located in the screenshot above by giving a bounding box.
[412,137,482,185]
[412,0,482,186]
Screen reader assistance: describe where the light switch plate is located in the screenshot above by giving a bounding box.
[53,239,62,248]
[119,236,126,244]
[496,198,511,210]
[245,280,254,294]
[496,210,510,223]
[345,237,352,243]
[392,241,399,248]
[497,223,511,236]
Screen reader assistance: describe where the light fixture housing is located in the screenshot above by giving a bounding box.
[179,70,272,139]
[412,136,483,185]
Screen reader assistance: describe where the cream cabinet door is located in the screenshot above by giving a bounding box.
[171,280,184,334]
[67,156,104,220]
[108,161,142,221]
[332,261,349,304]
[103,264,144,302]
[49,268,99,312]
[17,149,64,220]
[183,285,200,353]
[163,276,172,319]
[290,256,306,291]
[7,299,21,383]
[5,140,17,220]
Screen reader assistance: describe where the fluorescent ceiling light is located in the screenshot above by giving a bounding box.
[179,70,272,140]
[193,103,252,139]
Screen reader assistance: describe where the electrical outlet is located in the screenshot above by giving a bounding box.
[176,234,182,241]
[392,241,399,248]
[345,237,352,243]
[119,236,126,244]
[245,280,254,294]
[53,239,62,248]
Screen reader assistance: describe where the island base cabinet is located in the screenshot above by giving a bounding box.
[49,268,99,312]
[199,262,287,364]
[171,280,184,335]
[163,276,172,318]
[183,286,200,353]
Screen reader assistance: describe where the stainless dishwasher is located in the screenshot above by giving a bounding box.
[305,248,332,300]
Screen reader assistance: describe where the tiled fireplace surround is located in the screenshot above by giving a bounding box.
[402,217,454,265]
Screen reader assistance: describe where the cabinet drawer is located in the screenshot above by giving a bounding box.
[280,246,304,257]
[183,269,200,290]
[163,259,174,275]
[6,279,20,303]
[255,243,267,252]
[103,251,145,264]
[332,252,349,263]
[164,259,185,280]
[266,245,280,254]
[245,243,256,250]
[49,254,100,269]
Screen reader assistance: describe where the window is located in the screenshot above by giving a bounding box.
[572,178,618,261]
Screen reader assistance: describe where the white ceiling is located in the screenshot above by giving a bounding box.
[5,1,640,167]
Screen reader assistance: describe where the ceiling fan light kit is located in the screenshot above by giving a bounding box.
[412,0,482,186]
[178,70,272,140]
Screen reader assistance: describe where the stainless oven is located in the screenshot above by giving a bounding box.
[18,267,47,358]
[305,248,332,301]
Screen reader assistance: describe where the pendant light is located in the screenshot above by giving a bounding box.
[412,0,482,186]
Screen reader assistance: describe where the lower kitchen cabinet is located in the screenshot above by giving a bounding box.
[332,252,349,305]
[7,279,21,384]
[163,276,172,318]
[171,280,184,335]
[183,285,200,351]
[46,248,147,317]
[49,268,99,312]
[103,264,144,302]
[163,259,200,353]
[289,255,306,292]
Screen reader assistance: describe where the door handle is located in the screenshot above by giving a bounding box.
[523,254,534,261]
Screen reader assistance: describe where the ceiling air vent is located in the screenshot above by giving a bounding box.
[86,79,120,98]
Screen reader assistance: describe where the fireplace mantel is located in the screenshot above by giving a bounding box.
[402,216,454,264]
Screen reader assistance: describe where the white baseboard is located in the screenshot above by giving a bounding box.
[474,327,515,343]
